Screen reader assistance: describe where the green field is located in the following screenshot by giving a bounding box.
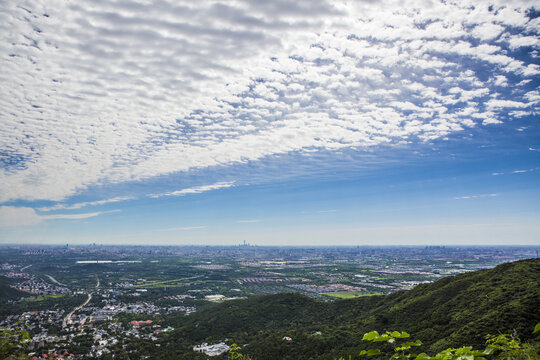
[137,276,200,287]
[20,294,66,302]
[322,291,382,299]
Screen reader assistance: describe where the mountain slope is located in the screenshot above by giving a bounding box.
[348,259,540,351]
[160,259,540,359]
[0,276,27,301]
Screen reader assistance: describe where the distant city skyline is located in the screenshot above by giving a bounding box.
[1,0,539,245]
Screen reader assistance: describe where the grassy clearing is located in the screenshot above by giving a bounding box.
[20,294,66,302]
[143,284,187,288]
[137,276,200,287]
[322,291,383,299]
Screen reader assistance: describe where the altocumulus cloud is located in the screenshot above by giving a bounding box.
[0,0,539,203]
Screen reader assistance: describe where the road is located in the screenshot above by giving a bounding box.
[21,264,32,271]
[62,275,99,328]
[63,293,92,328]
[45,274,66,286]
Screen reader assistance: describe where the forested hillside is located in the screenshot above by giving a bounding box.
[0,276,27,302]
[157,259,540,359]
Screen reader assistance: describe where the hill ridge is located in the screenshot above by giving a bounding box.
[158,259,540,359]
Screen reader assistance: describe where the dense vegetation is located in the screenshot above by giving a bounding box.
[0,276,27,302]
[0,292,87,320]
[156,259,539,359]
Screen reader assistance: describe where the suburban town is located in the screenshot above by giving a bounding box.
[1,245,536,358]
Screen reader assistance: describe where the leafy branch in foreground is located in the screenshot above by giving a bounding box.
[227,343,253,360]
[358,330,423,360]
[0,326,31,360]
[336,323,540,360]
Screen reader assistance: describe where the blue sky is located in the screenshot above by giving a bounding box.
[1,0,539,245]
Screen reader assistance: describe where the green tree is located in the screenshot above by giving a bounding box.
[0,327,30,359]
[228,343,253,360]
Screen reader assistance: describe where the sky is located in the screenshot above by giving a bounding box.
[1,0,539,246]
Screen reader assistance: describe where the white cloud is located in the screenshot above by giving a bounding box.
[482,118,503,125]
[493,75,508,87]
[485,99,530,110]
[504,35,540,49]
[454,194,497,200]
[511,111,532,119]
[524,90,540,103]
[237,219,260,223]
[42,210,120,220]
[38,196,134,211]
[148,181,234,198]
[0,206,42,227]
[517,79,532,86]
[1,0,538,203]
[472,22,505,41]
[0,206,114,227]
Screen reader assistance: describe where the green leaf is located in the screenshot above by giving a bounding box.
[470,350,485,356]
[534,323,540,334]
[397,340,423,351]
[367,349,381,356]
[363,331,380,341]
[373,334,390,342]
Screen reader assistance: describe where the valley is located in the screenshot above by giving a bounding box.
[0,245,538,359]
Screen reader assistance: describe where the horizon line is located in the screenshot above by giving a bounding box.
[0,243,538,248]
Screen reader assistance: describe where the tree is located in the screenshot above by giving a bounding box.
[0,327,31,359]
